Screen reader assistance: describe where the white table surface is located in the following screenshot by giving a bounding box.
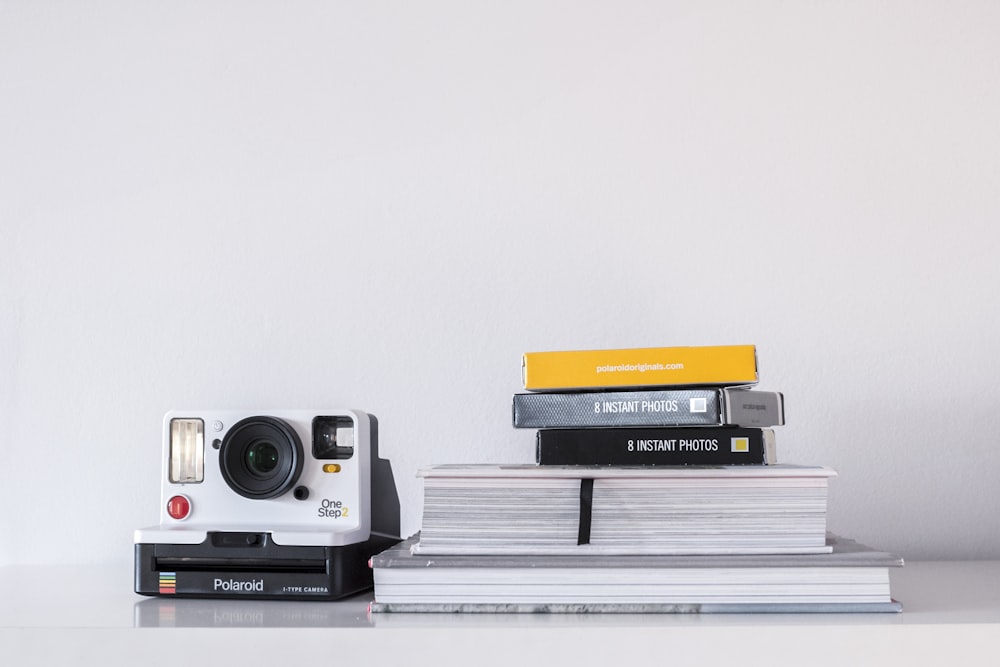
[2,561,998,666]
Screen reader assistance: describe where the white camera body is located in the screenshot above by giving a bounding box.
[137,409,370,547]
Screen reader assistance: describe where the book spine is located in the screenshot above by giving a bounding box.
[513,389,726,428]
[535,428,776,466]
[521,344,758,391]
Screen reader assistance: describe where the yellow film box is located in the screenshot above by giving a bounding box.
[521,344,758,391]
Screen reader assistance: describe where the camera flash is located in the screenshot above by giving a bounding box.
[169,418,205,484]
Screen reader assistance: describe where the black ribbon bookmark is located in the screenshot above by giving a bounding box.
[577,478,594,545]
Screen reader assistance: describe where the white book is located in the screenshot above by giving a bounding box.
[416,464,836,556]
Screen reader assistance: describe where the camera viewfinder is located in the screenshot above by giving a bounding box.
[313,416,355,460]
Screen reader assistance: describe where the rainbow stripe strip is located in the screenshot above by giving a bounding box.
[159,572,177,594]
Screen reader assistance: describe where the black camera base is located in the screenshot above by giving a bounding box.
[135,531,400,601]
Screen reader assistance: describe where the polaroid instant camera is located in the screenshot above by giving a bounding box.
[134,409,400,600]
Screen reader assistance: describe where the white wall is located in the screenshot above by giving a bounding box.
[3,0,999,565]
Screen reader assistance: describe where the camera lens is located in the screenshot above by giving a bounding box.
[245,441,280,476]
[219,417,303,499]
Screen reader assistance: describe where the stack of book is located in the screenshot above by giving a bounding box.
[370,344,902,613]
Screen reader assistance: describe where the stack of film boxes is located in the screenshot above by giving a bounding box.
[368,345,903,613]
[515,344,782,468]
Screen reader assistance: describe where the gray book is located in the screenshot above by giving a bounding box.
[370,534,903,613]
[513,387,785,428]
[369,600,903,614]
